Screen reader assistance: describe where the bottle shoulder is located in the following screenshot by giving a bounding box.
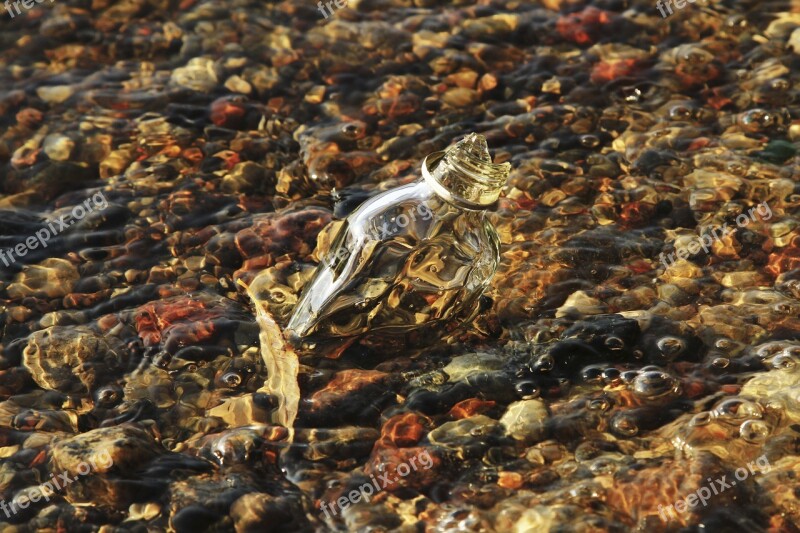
[348,180,431,221]
[344,181,494,236]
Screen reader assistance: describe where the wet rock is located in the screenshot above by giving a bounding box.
[606,453,759,528]
[305,369,393,425]
[23,326,128,394]
[364,446,440,492]
[170,57,218,92]
[133,292,254,355]
[295,427,380,461]
[376,412,431,448]
[6,258,79,299]
[499,399,549,444]
[230,493,311,533]
[427,415,504,458]
[168,471,266,532]
[233,208,332,281]
[42,134,76,161]
[50,424,162,506]
[195,425,290,467]
[36,86,74,104]
[443,353,505,382]
[51,424,160,476]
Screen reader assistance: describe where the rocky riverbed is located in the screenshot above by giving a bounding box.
[1,0,800,531]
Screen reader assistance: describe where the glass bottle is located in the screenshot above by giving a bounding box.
[286,133,511,353]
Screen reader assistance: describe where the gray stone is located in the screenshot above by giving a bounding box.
[499,399,549,444]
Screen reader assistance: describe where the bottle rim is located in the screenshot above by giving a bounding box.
[422,151,505,210]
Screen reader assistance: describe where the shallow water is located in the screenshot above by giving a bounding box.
[1,0,800,531]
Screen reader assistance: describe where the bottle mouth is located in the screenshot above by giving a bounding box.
[422,133,511,209]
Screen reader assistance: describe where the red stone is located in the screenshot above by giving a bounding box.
[210,96,247,128]
[556,7,614,45]
[134,294,245,349]
[377,412,431,447]
[364,446,440,492]
[590,59,639,84]
[766,247,800,277]
[619,201,656,228]
[449,398,496,419]
[310,369,389,411]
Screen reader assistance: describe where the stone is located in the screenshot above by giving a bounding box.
[23,325,127,394]
[43,134,75,161]
[499,399,549,444]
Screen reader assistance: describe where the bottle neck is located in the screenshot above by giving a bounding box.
[421,149,509,211]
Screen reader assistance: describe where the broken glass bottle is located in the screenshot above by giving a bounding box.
[286,133,511,353]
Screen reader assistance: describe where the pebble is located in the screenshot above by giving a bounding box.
[499,399,550,444]
[36,85,74,104]
[23,325,127,394]
[43,134,75,161]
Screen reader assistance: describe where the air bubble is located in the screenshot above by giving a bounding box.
[657,336,686,358]
[470,427,486,437]
[724,14,748,32]
[342,123,362,138]
[689,412,712,426]
[712,398,763,423]
[669,105,693,120]
[611,415,638,437]
[715,338,738,351]
[632,370,678,399]
[222,372,242,387]
[769,78,789,92]
[535,354,555,373]
[773,303,794,315]
[739,420,770,444]
[741,108,779,130]
[589,458,617,475]
[772,354,797,371]
[581,365,604,383]
[602,368,620,383]
[679,47,713,65]
[587,398,611,411]
[755,342,787,360]
[94,385,122,407]
[711,357,730,369]
[604,336,625,351]
[515,380,540,399]
[269,290,286,303]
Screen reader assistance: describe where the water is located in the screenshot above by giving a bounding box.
[0,0,799,531]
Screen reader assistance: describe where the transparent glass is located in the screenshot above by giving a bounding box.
[286,133,511,353]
